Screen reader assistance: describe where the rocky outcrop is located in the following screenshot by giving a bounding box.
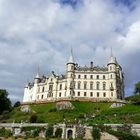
[56,101,74,110]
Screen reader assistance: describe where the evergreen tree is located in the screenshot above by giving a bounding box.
[0,89,12,114]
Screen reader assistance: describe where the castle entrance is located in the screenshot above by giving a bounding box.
[67,129,73,139]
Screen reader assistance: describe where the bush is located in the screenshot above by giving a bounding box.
[29,114,38,123]
[0,127,12,137]
[92,127,101,140]
[55,128,62,138]
[46,125,53,138]
[14,101,21,107]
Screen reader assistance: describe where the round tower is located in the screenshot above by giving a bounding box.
[66,49,75,97]
[107,49,118,100]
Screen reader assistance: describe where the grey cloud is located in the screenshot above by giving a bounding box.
[0,0,140,102]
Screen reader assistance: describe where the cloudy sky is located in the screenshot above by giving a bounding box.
[0,0,140,102]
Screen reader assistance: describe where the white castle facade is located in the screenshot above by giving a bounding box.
[23,50,124,103]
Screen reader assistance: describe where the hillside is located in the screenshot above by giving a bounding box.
[0,101,140,124]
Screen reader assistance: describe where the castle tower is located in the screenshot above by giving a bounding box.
[107,48,117,99]
[66,49,75,98]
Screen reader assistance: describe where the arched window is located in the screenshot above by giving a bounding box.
[103,92,106,97]
[97,92,99,97]
[110,66,112,70]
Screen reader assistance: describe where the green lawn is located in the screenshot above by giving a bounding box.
[0,101,140,124]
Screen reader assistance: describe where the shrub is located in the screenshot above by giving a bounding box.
[55,128,62,138]
[46,125,53,138]
[92,127,101,140]
[29,114,38,123]
[0,127,12,137]
[14,101,21,107]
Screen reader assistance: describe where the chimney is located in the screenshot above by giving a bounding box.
[90,61,93,68]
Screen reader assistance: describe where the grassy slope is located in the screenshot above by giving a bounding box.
[0,101,140,124]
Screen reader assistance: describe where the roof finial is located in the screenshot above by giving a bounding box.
[110,46,113,57]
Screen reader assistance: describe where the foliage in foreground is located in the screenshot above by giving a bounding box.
[0,89,12,114]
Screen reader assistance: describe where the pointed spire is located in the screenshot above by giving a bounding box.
[68,48,74,63]
[110,46,113,57]
[35,65,40,79]
[108,47,117,64]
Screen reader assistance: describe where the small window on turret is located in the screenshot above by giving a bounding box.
[110,66,112,71]
[71,66,74,70]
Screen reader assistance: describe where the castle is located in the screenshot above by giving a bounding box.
[23,50,124,103]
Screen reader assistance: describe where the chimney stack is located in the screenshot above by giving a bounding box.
[90,61,93,68]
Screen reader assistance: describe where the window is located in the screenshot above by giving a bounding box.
[111,83,113,88]
[103,75,105,79]
[97,92,99,97]
[41,95,44,99]
[60,84,62,90]
[49,85,53,91]
[42,87,44,92]
[96,82,100,90]
[84,82,87,89]
[103,82,106,90]
[84,92,86,96]
[78,82,81,89]
[84,75,87,79]
[59,92,61,97]
[73,92,75,96]
[110,74,112,79]
[110,66,112,71]
[97,75,99,79]
[78,92,80,96]
[71,66,74,70]
[78,75,81,79]
[90,82,93,90]
[111,92,113,96]
[103,92,106,97]
[37,95,39,99]
[90,75,93,79]
[90,92,93,97]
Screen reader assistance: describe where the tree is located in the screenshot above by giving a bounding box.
[134,81,140,94]
[14,101,21,107]
[0,89,12,114]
